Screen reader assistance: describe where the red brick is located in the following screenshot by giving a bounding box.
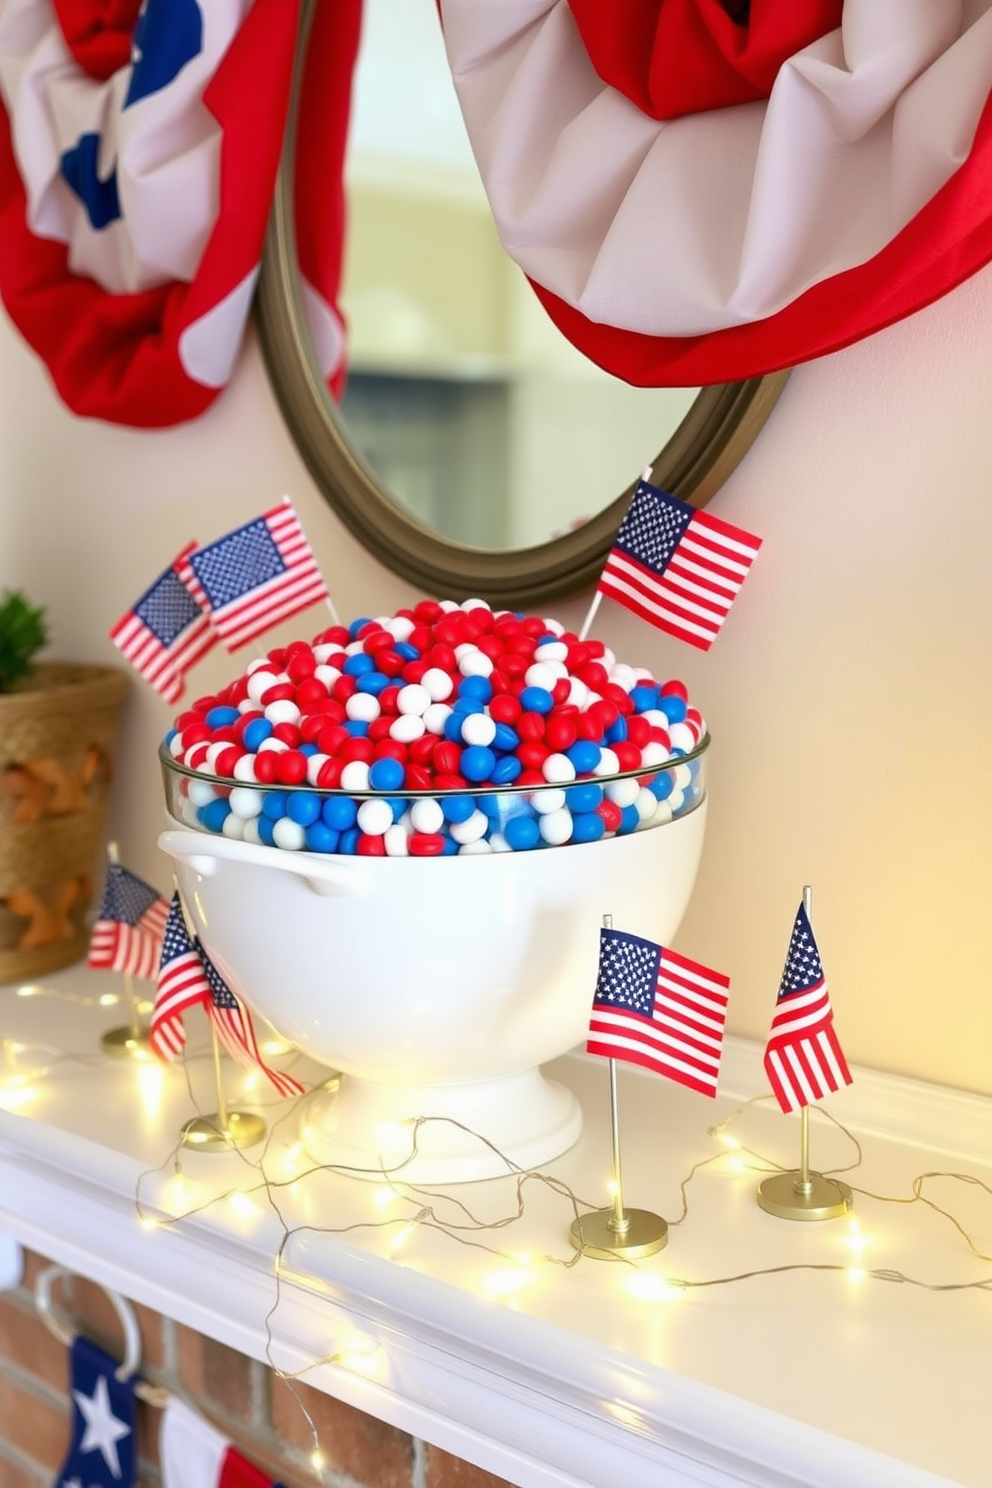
[67,1277,166,1371]
[0,1373,70,1473]
[176,1325,259,1425]
[270,1376,413,1488]
[0,1445,48,1488]
[0,1295,70,1395]
[425,1444,515,1488]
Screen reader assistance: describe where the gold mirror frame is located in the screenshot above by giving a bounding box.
[256,1,790,609]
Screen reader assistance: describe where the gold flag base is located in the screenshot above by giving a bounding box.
[100,1026,154,1061]
[756,1170,852,1221]
[570,1207,668,1259]
[179,1111,266,1152]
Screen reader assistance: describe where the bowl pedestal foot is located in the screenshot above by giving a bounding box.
[298,1066,583,1184]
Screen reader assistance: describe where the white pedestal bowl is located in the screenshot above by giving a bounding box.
[160,795,707,1182]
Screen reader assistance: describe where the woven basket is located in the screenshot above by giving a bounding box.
[0,662,127,982]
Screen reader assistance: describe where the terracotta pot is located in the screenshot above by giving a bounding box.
[0,662,127,982]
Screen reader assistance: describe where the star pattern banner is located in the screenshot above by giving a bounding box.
[55,1333,136,1488]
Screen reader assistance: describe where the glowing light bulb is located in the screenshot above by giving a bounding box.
[98,993,120,1007]
[625,1272,683,1303]
[15,984,40,998]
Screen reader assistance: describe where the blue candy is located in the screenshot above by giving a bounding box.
[368,756,405,792]
[197,798,231,834]
[658,694,688,724]
[338,827,361,854]
[355,670,390,695]
[461,745,496,783]
[503,813,540,851]
[261,791,287,820]
[491,755,522,785]
[343,652,375,676]
[205,705,239,729]
[287,791,321,826]
[650,772,675,801]
[347,616,372,639]
[394,641,420,660]
[492,723,519,752]
[605,717,628,744]
[571,811,605,844]
[441,793,476,824]
[305,821,340,853]
[322,795,357,830]
[565,781,603,813]
[629,684,660,713]
[344,720,369,737]
[617,803,640,835]
[519,685,554,714]
[458,675,492,703]
[242,717,273,751]
[256,814,275,846]
[566,740,602,775]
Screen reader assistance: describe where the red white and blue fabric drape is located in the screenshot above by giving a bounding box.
[439,0,992,385]
[0,0,359,425]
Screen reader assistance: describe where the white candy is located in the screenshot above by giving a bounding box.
[539,807,573,846]
[384,823,410,856]
[459,648,493,677]
[169,733,185,758]
[237,697,257,713]
[657,796,678,821]
[390,714,425,743]
[344,639,366,654]
[357,798,393,835]
[410,796,444,835]
[669,722,697,753]
[635,788,658,824]
[461,713,497,747]
[313,664,340,688]
[534,640,568,663]
[386,615,416,642]
[423,702,452,735]
[542,752,576,784]
[524,661,559,692]
[233,753,258,782]
[397,682,431,715]
[605,777,640,808]
[314,644,342,663]
[609,663,638,692]
[222,813,246,840]
[229,787,263,819]
[346,692,380,723]
[187,779,218,806]
[531,787,566,815]
[541,617,565,636]
[438,598,459,612]
[272,817,306,851]
[246,670,279,703]
[461,597,492,613]
[256,737,288,754]
[458,838,493,855]
[265,698,301,726]
[340,760,370,792]
[639,741,671,767]
[565,677,589,709]
[594,747,621,777]
[673,763,693,790]
[420,668,454,702]
[246,657,274,674]
[488,832,513,853]
[640,709,672,731]
[448,808,488,844]
[306,753,330,785]
[242,818,263,846]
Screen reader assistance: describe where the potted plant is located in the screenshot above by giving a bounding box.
[0,591,127,981]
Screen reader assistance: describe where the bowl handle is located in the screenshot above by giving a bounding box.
[158,830,374,898]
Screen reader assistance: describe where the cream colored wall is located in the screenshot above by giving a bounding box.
[1,262,990,1097]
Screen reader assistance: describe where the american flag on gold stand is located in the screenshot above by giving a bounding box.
[763,900,852,1113]
[151,894,306,1099]
[88,862,169,980]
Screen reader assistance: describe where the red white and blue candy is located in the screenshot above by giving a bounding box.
[164,599,706,855]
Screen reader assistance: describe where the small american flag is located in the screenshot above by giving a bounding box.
[587,927,729,1097]
[763,901,852,1113]
[87,863,169,980]
[598,480,761,650]
[109,543,218,701]
[151,894,306,1098]
[184,498,329,651]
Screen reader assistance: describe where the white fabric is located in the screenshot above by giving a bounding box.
[442,0,992,336]
[160,1396,227,1488]
[179,265,259,384]
[0,0,247,294]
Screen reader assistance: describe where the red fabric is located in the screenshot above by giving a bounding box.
[0,0,300,426]
[566,0,842,119]
[52,0,140,80]
[219,1445,280,1488]
[293,0,363,400]
[527,84,992,385]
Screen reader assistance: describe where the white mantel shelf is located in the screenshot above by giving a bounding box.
[1,968,990,1488]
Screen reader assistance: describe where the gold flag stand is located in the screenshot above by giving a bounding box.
[174,889,265,1153]
[570,915,668,1259]
[99,843,153,1061]
[756,886,852,1222]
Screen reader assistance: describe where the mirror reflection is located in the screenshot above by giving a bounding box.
[339,0,699,551]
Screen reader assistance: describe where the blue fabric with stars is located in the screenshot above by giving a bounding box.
[611,480,694,576]
[189,518,288,610]
[593,928,662,1018]
[132,564,203,647]
[777,903,824,1000]
[57,1333,136,1488]
[159,893,198,973]
[195,939,240,1011]
[96,863,162,928]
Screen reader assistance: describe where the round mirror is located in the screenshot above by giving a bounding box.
[256,0,789,609]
